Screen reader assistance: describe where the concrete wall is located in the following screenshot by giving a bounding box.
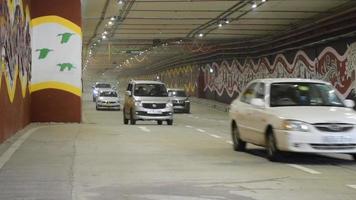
[30,0,82,122]
[0,0,31,142]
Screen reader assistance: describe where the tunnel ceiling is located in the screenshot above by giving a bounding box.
[82,0,355,77]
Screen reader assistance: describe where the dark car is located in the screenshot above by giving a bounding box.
[168,88,190,113]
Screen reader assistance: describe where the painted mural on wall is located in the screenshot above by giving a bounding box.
[201,43,356,102]
[31,16,82,97]
[159,65,199,95]
[131,65,199,96]
[0,0,31,101]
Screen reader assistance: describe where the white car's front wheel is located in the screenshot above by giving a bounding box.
[351,154,356,161]
[266,131,282,162]
[231,123,246,151]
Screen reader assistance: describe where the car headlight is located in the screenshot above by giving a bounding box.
[282,120,310,132]
[135,101,142,107]
[167,102,173,107]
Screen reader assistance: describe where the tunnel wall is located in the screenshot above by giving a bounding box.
[154,37,356,104]
[30,0,82,122]
[0,0,31,142]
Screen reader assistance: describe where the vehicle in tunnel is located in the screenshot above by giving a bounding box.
[168,88,190,113]
[229,78,356,162]
[95,89,121,111]
[92,82,116,102]
[123,80,173,125]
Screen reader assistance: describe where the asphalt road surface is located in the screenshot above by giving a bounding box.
[0,91,356,200]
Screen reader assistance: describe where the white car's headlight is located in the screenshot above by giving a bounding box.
[282,120,310,132]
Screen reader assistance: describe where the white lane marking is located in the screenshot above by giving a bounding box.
[226,140,233,144]
[287,164,321,175]
[138,126,151,133]
[210,134,222,139]
[194,116,200,119]
[0,126,40,170]
[347,185,356,189]
[185,125,193,128]
[196,129,206,133]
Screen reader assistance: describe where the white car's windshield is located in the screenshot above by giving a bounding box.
[99,91,117,97]
[134,84,168,97]
[270,82,344,107]
[96,83,111,88]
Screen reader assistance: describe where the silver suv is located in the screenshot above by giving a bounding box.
[123,80,174,125]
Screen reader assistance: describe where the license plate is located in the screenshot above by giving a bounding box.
[322,135,351,143]
[147,110,162,114]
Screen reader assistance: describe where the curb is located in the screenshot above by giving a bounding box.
[190,97,230,112]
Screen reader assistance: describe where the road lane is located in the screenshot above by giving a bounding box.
[0,92,355,199]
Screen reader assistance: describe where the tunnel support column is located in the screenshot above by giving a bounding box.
[30,0,82,122]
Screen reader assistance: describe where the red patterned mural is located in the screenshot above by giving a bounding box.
[203,45,355,99]
[0,0,31,142]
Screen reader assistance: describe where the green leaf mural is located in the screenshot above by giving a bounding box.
[57,33,75,44]
[57,63,76,71]
[36,48,53,59]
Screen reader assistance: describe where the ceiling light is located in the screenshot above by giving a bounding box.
[108,21,114,26]
[118,0,123,4]
[102,35,107,39]
[225,19,230,24]
[198,33,204,37]
[218,23,223,28]
[110,17,116,21]
[103,31,108,35]
[262,0,266,2]
[252,2,257,8]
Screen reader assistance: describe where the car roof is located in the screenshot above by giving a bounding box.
[130,80,164,84]
[252,78,330,85]
[95,82,112,85]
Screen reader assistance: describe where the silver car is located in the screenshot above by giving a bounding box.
[168,88,190,113]
[123,80,174,125]
[96,89,120,111]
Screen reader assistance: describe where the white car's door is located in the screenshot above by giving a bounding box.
[248,83,268,146]
[232,82,258,143]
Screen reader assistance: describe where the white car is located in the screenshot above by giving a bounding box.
[92,82,115,102]
[229,78,356,161]
[96,89,120,111]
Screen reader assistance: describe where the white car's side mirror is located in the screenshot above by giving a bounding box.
[344,99,355,108]
[126,91,132,96]
[251,98,265,108]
